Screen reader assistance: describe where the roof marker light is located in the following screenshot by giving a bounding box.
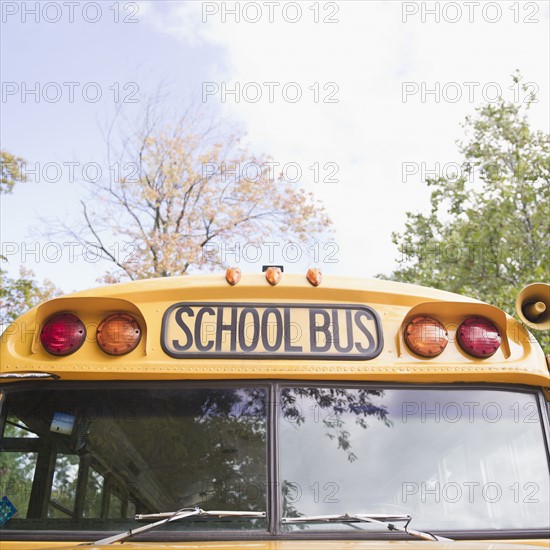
[265,266,282,286]
[306,268,322,287]
[404,316,449,358]
[225,267,241,285]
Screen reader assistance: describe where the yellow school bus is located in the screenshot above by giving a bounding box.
[1,268,549,550]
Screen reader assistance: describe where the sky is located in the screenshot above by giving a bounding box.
[1,0,549,294]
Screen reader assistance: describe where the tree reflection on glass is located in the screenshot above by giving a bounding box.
[280,388,391,462]
[279,387,392,522]
[1,386,269,529]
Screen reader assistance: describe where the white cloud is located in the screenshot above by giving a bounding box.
[144,0,549,276]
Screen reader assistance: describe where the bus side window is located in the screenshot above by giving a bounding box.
[0,450,38,519]
[126,499,136,518]
[1,413,40,520]
[108,487,123,518]
[48,454,80,518]
[84,468,105,518]
[3,414,39,439]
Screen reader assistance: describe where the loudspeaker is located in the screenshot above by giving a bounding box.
[515,283,550,330]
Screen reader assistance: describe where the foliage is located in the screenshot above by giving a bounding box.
[49,107,331,283]
[382,73,549,352]
[0,267,62,325]
[0,150,26,195]
[0,151,63,325]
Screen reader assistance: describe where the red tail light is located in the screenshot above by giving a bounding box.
[457,317,501,358]
[97,314,141,356]
[40,314,86,356]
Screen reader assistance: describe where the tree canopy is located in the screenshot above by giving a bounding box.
[383,74,549,351]
[0,150,26,195]
[1,266,61,327]
[50,108,331,283]
[1,151,62,325]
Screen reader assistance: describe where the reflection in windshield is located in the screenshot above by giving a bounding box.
[279,387,550,531]
[0,386,267,532]
[281,387,391,463]
[1,384,549,535]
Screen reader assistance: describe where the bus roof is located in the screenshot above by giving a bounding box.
[32,274,486,304]
[1,274,548,386]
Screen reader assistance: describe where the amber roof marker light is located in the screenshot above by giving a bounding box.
[404,316,449,358]
[97,314,142,356]
[225,267,241,285]
[264,266,282,286]
[306,268,322,286]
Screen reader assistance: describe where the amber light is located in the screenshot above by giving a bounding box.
[225,267,241,285]
[97,314,141,356]
[40,313,86,356]
[265,266,282,286]
[306,268,322,287]
[457,317,501,358]
[404,316,449,358]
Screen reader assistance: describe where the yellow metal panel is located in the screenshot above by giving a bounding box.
[1,275,548,386]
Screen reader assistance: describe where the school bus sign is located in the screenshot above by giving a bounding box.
[161,303,384,360]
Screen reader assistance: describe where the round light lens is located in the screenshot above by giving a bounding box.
[457,317,501,358]
[97,314,141,356]
[225,266,241,285]
[40,313,86,356]
[404,316,449,358]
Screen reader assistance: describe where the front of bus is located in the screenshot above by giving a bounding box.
[0,272,549,549]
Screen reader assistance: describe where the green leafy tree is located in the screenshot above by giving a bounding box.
[0,150,26,195]
[0,267,62,325]
[1,152,62,324]
[1,150,26,263]
[383,73,549,352]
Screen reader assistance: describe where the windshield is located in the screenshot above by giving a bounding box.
[279,386,550,532]
[0,384,268,533]
[0,383,548,538]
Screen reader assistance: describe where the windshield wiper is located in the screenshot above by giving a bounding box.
[93,507,266,545]
[282,513,453,542]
